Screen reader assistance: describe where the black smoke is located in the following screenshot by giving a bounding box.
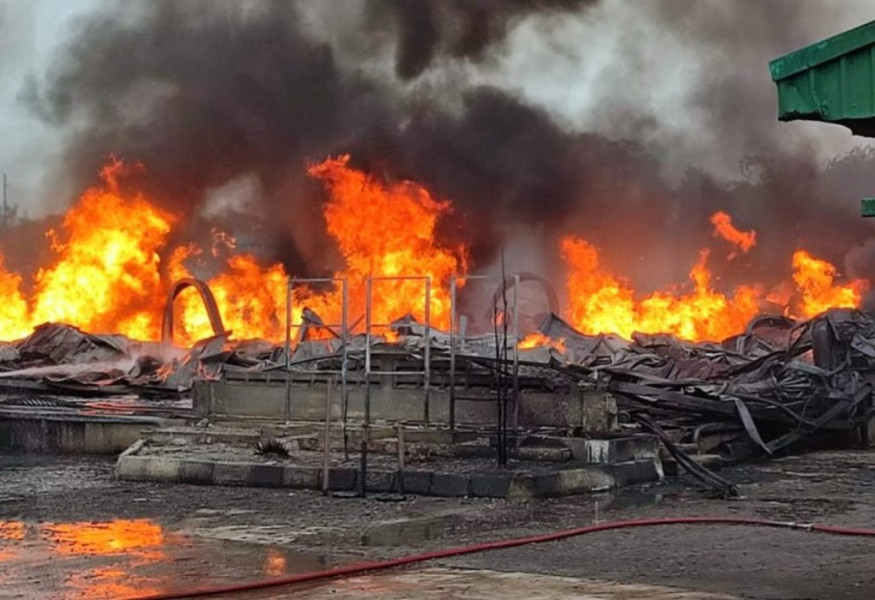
[366,0,585,80]
[23,0,607,274]
[20,0,875,304]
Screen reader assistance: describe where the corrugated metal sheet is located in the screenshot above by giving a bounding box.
[770,20,875,136]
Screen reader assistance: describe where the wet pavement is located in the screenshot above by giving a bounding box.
[2,450,875,599]
[0,512,740,600]
[0,516,329,599]
[207,569,740,600]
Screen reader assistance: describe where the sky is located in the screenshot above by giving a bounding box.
[0,0,98,216]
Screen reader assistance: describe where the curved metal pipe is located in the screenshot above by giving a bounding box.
[485,272,560,323]
[161,277,227,346]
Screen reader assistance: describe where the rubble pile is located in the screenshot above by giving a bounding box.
[0,323,242,396]
[1,310,873,490]
[538,310,874,456]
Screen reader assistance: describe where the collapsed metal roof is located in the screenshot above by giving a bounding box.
[770,20,875,136]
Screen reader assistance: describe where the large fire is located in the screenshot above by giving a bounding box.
[0,157,866,346]
[299,155,465,337]
[561,239,763,342]
[560,210,866,341]
[792,250,867,318]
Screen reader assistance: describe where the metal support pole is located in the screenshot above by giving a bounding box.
[284,279,292,423]
[322,378,333,494]
[423,277,432,426]
[449,277,457,431]
[512,273,521,431]
[361,277,372,497]
[286,276,348,450]
[341,280,350,461]
[396,422,405,494]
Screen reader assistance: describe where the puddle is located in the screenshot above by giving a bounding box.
[581,488,670,519]
[0,518,328,599]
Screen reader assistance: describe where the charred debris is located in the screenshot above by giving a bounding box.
[1,304,874,496]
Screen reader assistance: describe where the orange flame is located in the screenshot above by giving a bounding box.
[518,331,566,353]
[710,210,756,254]
[0,156,470,346]
[146,155,468,345]
[300,155,466,336]
[170,252,287,345]
[561,236,762,342]
[32,160,174,339]
[0,160,175,341]
[0,158,865,348]
[792,250,867,318]
[0,260,29,340]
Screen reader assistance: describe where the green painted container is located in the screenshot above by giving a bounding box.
[770,21,875,136]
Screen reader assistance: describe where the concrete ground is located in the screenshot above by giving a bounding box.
[1,449,875,599]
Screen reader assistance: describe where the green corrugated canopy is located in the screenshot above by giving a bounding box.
[770,20,875,136]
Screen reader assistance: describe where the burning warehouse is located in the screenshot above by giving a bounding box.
[9,5,875,599]
[1,2,875,499]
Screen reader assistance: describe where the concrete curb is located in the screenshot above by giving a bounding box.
[115,442,663,498]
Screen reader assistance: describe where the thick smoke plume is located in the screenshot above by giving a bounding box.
[366,0,586,80]
[19,0,875,307]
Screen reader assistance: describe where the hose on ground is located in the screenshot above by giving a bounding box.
[126,515,875,600]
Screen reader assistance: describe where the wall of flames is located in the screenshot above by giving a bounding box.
[0,156,866,347]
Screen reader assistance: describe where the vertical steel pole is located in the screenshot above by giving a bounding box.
[322,377,333,494]
[396,421,405,493]
[449,277,457,431]
[361,277,372,497]
[341,279,349,461]
[284,278,292,423]
[423,277,431,426]
[512,273,521,430]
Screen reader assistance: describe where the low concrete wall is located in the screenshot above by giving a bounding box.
[117,447,663,499]
[194,377,619,430]
[0,414,172,454]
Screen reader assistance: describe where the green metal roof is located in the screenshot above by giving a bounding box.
[770,20,875,136]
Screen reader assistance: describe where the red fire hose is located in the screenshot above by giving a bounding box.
[127,516,875,600]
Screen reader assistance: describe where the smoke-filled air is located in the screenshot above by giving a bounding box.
[2,0,875,346]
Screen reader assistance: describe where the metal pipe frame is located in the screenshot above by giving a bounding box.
[284,277,349,429]
[450,277,458,430]
[363,275,433,418]
[424,278,432,424]
[448,274,522,431]
[362,275,432,496]
[512,273,521,430]
[362,277,372,496]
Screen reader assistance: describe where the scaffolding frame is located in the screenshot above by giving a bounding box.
[361,275,431,496]
[449,274,521,431]
[284,277,349,426]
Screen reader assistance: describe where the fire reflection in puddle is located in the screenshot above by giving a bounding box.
[263,547,287,576]
[0,517,325,599]
[65,565,162,599]
[44,519,166,558]
[0,518,167,598]
[0,521,26,541]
